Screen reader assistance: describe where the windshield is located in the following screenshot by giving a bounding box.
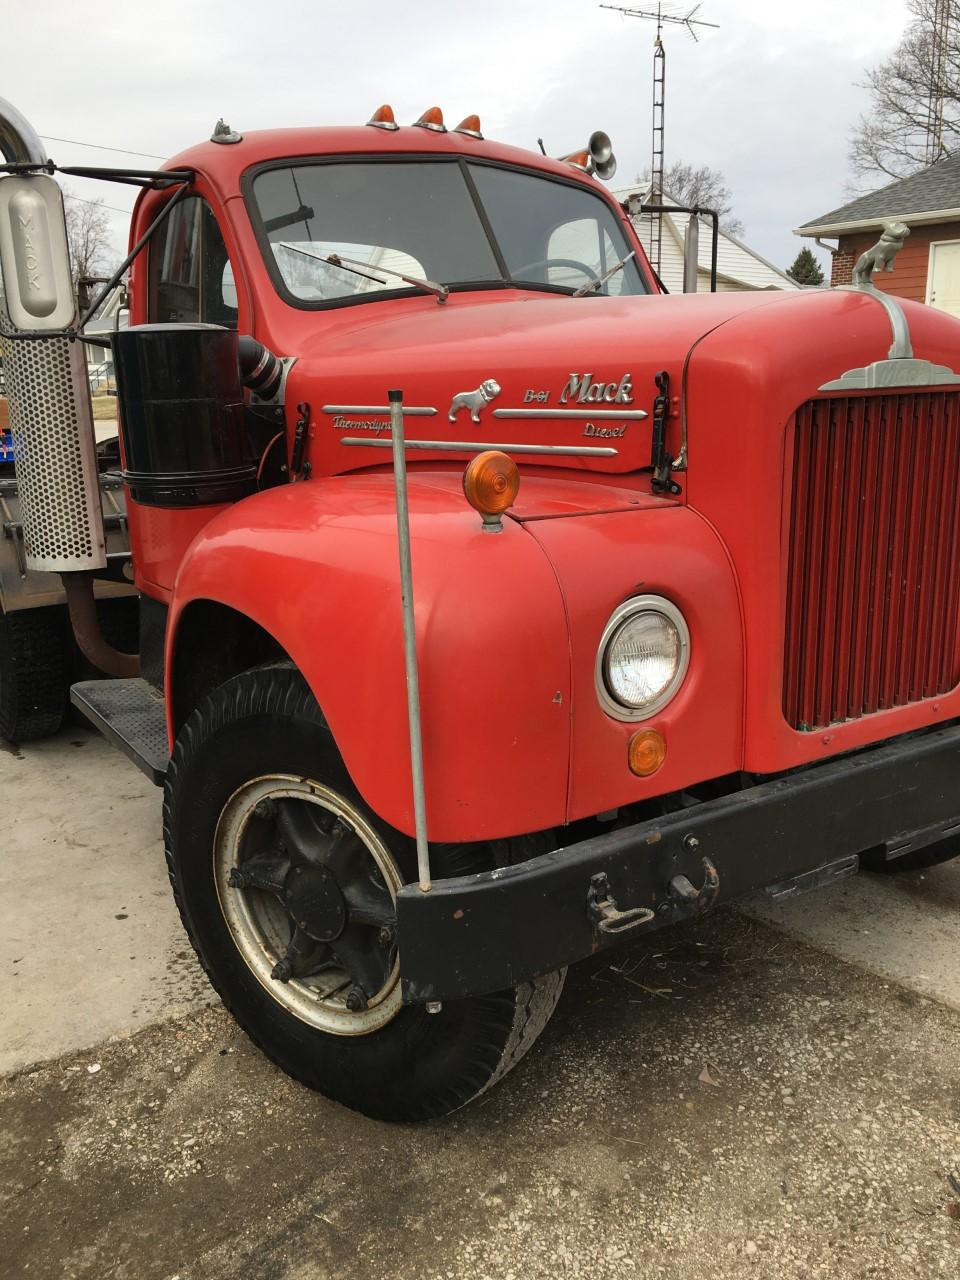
[249,158,648,306]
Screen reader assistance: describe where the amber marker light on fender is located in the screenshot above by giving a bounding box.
[628,728,667,777]
[463,450,520,532]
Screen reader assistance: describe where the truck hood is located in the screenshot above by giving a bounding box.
[284,289,785,478]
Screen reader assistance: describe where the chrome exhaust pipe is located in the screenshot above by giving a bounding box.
[0,96,46,166]
[0,96,106,576]
[0,97,136,675]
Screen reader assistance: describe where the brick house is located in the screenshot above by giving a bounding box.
[795,154,960,316]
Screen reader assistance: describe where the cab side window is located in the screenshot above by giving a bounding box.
[149,196,238,328]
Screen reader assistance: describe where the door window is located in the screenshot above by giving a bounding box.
[149,196,238,327]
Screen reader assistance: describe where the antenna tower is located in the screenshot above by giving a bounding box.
[601,3,717,276]
[925,0,952,164]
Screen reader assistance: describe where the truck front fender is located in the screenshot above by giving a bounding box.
[167,475,571,843]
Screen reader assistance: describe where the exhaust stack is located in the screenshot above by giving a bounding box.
[0,96,106,575]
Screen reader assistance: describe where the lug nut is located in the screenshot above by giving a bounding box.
[228,867,249,889]
[378,925,395,947]
[254,799,275,820]
[425,1001,443,1015]
[271,958,292,983]
[345,986,368,1012]
[682,834,700,853]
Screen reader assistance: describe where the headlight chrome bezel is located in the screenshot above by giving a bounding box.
[595,595,691,722]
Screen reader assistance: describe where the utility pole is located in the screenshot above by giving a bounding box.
[601,3,717,277]
[925,0,951,164]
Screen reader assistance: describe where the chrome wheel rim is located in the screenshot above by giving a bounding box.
[213,774,403,1036]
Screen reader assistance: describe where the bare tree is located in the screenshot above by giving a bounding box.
[61,188,114,286]
[850,0,960,181]
[638,161,744,235]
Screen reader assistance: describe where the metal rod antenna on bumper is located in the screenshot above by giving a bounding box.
[388,389,431,892]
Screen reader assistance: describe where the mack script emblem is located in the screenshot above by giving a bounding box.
[560,372,633,405]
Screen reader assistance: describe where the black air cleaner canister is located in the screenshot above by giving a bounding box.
[114,324,258,508]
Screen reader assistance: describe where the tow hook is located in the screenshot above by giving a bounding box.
[659,854,720,922]
[587,872,655,937]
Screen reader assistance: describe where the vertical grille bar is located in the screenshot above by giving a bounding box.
[833,396,866,719]
[783,391,960,731]
[815,399,845,728]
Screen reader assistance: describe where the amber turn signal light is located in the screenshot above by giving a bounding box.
[367,104,399,131]
[627,728,667,777]
[463,450,520,531]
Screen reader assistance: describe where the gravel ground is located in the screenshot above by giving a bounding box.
[2,910,958,1280]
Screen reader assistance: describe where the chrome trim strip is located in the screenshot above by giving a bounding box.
[322,404,437,416]
[493,407,647,420]
[339,438,618,457]
[595,595,691,723]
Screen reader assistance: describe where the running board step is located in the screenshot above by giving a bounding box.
[70,678,168,785]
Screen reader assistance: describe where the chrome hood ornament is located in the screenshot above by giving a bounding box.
[851,219,910,287]
[821,216,960,389]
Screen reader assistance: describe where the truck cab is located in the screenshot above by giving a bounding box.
[4,101,960,1122]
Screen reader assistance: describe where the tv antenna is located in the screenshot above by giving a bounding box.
[601,4,718,275]
[925,0,951,164]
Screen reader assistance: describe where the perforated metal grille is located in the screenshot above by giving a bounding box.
[0,300,105,571]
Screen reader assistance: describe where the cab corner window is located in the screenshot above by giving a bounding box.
[149,196,238,328]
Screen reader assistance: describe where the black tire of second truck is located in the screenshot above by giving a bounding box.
[163,664,566,1122]
[0,606,70,744]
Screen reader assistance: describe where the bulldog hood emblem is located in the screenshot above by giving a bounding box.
[448,379,501,423]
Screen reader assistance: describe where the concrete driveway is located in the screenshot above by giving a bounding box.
[2,727,959,1279]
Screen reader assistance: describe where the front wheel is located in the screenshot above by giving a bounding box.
[163,665,564,1121]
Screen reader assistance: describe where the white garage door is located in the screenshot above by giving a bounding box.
[927,241,960,316]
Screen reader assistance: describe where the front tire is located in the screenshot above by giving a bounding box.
[163,665,564,1121]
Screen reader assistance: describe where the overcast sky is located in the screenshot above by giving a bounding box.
[1,0,912,274]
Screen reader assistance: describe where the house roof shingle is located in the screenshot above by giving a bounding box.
[798,153,960,233]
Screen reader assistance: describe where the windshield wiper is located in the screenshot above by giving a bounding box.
[571,250,636,298]
[278,242,448,304]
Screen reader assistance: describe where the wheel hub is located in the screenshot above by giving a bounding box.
[215,776,404,1036]
[283,863,347,942]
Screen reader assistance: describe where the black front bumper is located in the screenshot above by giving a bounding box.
[397,721,960,1003]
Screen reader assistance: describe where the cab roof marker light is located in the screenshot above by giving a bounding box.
[559,149,591,173]
[367,104,399,131]
[414,107,446,132]
[453,114,483,140]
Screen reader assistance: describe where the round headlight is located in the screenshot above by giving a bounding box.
[596,596,690,720]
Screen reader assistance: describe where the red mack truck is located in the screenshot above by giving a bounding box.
[2,97,959,1121]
